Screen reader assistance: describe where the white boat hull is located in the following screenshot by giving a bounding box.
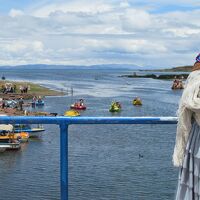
[0,143,21,150]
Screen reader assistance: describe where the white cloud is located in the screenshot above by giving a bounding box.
[4,40,44,53]
[163,27,200,37]
[0,0,199,67]
[32,41,44,52]
[83,38,167,54]
[31,0,114,17]
[9,9,24,17]
[119,1,130,8]
[121,9,152,31]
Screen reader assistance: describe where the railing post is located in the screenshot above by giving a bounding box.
[60,123,68,200]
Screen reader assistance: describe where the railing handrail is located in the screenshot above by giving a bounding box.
[0,116,178,200]
[0,116,178,124]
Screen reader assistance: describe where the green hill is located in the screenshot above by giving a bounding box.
[157,65,193,72]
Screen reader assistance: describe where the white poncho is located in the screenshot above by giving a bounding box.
[173,70,200,167]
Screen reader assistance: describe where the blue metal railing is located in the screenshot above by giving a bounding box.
[0,116,177,200]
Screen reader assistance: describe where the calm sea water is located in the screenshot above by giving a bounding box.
[0,67,183,200]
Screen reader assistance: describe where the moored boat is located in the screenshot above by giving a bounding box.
[32,100,45,107]
[171,78,184,90]
[109,101,121,112]
[70,104,86,110]
[0,142,21,151]
[70,99,86,110]
[133,98,142,106]
[14,124,45,138]
[64,110,80,117]
[0,124,21,151]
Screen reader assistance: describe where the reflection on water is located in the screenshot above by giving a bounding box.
[0,151,19,170]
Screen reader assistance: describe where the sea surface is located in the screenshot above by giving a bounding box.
[0,67,184,200]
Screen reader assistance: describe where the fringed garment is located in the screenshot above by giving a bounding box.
[175,121,200,199]
[173,70,200,167]
[173,69,200,199]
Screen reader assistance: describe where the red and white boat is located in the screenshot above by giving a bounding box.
[70,103,86,110]
[70,99,86,110]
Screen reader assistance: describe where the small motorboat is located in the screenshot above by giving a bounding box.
[171,79,184,90]
[14,124,45,133]
[109,102,121,112]
[70,104,86,110]
[133,98,142,106]
[64,110,80,117]
[70,99,86,110]
[0,124,21,151]
[171,84,184,90]
[32,100,45,107]
[0,141,21,151]
[14,124,45,138]
[0,126,29,143]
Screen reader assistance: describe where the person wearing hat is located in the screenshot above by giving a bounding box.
[18,98,24,111]
[192,53,200,71]
[173,54,200,199]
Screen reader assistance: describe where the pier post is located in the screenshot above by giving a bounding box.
[60,123,68,200]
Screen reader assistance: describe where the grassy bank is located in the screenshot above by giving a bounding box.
[141,65,193,72]
[0,80,64,99]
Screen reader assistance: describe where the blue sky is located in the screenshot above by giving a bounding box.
[0,0,199,67]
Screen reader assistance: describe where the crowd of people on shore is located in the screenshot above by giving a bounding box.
[1,83,30,94]
[19,85,29,93]
[1,83,16,93]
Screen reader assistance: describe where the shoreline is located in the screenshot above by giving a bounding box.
[120,73,189,80]
[0,80,64,116]
[0,80,65,100]
[0,107,58,116]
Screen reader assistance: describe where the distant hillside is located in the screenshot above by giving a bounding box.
[0,64,142,70]
[0,63,193,71]
[155,65,193,72]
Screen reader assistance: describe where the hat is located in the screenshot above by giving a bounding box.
[196,53,200,62]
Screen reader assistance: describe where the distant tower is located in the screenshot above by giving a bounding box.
[1,75,5,80]
[71,86,73,95]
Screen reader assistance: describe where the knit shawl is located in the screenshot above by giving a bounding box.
[173,70,200,167]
